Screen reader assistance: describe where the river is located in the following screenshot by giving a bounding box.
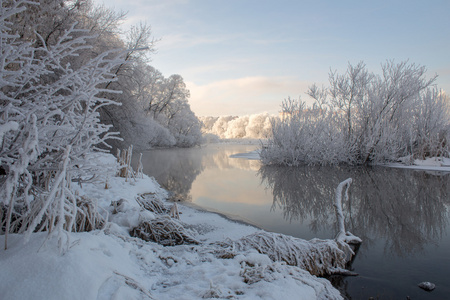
[134,143,450,300]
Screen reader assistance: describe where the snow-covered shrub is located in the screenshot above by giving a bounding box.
[411,89,450,159]
[135,193,169,214]
[216,231,354,276]
[130,216,199,246]
[69,195,106,232]
[0,1,123,249]
[126,193,198,246]
[262,61,449,166]
[261,98,350,166]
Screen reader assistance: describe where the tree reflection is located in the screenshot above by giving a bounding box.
[135,144,260,201]
[135,148,205,201]
[259,165,450,256]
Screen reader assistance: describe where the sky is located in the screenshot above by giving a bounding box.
[94,0,450,117]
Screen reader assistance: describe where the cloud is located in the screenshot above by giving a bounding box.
[186,76,312,116]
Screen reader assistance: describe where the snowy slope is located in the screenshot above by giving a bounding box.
[0,153,342,300]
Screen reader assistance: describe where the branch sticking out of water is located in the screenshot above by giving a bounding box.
[334,178,362,245]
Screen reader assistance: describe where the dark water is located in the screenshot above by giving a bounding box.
[135,144,450,300]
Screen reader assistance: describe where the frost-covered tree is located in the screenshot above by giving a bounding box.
[199,113,273,139]
[163,98,202,147]
[210,116,236,138]
[10,0,201,151]
[200,116,219,132]
[412,89,449,158]
[262,61,449,166]
[261,98,349,166]
[0,0,124,249]
[104,57,202,149]
[225,116,249,138]
[246,113,272,138]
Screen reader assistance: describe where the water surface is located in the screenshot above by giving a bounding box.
[136,143,450,300]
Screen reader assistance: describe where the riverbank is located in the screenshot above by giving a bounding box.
[231,147,450,173]
[135,144,450,299]
[0,152,344,300]
[384,156,450,172]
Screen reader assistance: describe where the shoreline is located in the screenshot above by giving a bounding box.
[180,200,265,231]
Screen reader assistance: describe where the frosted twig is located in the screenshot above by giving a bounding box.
[113,271,154,299]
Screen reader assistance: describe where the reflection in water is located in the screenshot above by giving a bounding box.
[137,144,450,299]
[259,165,450,256]
[135,147,204,201]
[135,145,259,201]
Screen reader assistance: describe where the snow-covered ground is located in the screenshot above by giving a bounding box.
[229,149,261,160]
[387,156,450,172]
[0,152,342,300]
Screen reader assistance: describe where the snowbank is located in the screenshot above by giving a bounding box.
[232,147,450,173]
[229,149,261,160]
[387,156,450,172]
[0,153,344,300]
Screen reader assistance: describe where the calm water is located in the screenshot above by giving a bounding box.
[135,144,450,300]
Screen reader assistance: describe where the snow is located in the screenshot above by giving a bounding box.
[0,152,342,300]
[418,281,436,291]
[386,156,450,172]
[229,149,261,160]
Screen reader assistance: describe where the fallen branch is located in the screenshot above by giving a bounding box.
[334,178,362,245]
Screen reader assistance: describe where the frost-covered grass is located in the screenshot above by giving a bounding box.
[0,152,352,300]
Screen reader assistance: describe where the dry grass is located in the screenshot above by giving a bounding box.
[130,216,199,246]
[216,231,353,276]
[67,196,105,232]
[1,195,105,235]
[136,193,169,214]
[116,146,135,181]
[130,193,198,246]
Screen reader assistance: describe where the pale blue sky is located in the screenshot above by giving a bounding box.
[94,0,450,116]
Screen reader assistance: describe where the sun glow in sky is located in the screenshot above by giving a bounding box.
[94,0,450,117]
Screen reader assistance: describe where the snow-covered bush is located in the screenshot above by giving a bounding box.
[261,98,350,166]
[262,61,450,166]
[216,231,355,276]
[0,1,123,249]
